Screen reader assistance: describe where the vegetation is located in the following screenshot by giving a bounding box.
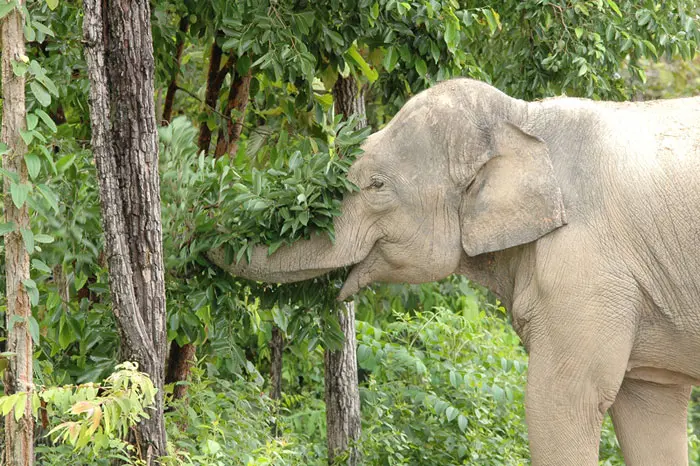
[0,0,699,464]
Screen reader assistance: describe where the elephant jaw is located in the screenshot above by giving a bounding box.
[338,245,393,301]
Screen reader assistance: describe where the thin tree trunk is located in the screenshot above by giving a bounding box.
[83,0,167,463]
[2,2,34,464]
[325,75,366,466]
[324,301,361,465]
[197,37,232,154]
[269,324,284,436]
[165,340,196,400]
[162,15,189,124]
[214,70,252,158]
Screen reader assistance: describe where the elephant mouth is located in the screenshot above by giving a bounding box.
[337,244,388,301]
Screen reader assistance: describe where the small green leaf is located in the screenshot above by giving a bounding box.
[414,58,427,77]
[10,182,30,208]
[444,19,459,52]
[27,316,40,342]
[24,153,40,179]
[606,0,622,17]
[346,44,378,83]
[578,62,588,76]
[482,8,500,35]
[26,113,38,131]
[20,228,34,253]
[46,0,58,10]
[0,222,15,235]
[34,109,57,133]
[34,233,54,243]
[574,27,584,39]
[458,414,468,432]
[31,258,52,273]
[382,46,399,72]
[12,60,27,77]
[22,279,38,307]
[446,406,458,422]
[55,153,76,172]
[29,81,51,106]
[0,0,15,20]
[19,130,34,145]
[37,184,59,213]
[14,392,27,421]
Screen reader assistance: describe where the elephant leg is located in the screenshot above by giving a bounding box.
[609,378,690,466]
[523,301,636,465]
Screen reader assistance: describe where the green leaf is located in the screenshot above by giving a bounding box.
[574,27,584,39]
[414,58,427,78]
[45,0,58,10]
[26,113,38,131]
[34,233,54,243]
[578,62,588,76]
[606,0,622,17]
[346,44,378,83]
[37,184,59,213]
[34,109,57,133]
[20,228,34,253]
[27,316,40,342]
[0,0,15,20]
[23,279,38,307]
[29,81,51,106]
[0,222,15,235]
[482,9,500,35]
[32,20,54,37]
[55,153,76,172]
[19,130,34,146]
[31,258,52,273]
[446,406,458,422]
[14,392,27,422]
[444,20,459,52]
[458,414,468,432]
[10,182,30,208]
[24,153,40,179]
[12,60,27,77]
[382,46,399,72]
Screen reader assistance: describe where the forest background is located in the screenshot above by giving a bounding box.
[0,0,700,465]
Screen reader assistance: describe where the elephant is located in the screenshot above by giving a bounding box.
[209,78,700,465]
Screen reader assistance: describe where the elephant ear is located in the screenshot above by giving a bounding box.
[460,121,567,256]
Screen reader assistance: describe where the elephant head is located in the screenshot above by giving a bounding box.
[209,79,567,300]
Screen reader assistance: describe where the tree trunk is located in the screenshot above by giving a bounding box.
[197,37,232,154]
[325,75,365,466]
[162,15,189,124]
[269,324,284,436]
[2,2,34,465]
[324,301,361,466]
[83,0,167,463]
[165,340,196,400]
[214,70,252,158]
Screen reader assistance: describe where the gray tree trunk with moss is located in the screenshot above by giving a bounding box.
[83,0,167,462]
[325,75,365,466]
[2,2,34,465]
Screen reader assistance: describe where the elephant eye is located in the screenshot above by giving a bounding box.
[369,179,384,189]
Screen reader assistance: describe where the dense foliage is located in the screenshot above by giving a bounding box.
[1,0,700,464]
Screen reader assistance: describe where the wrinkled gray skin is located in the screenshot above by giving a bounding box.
[209,79,700,465]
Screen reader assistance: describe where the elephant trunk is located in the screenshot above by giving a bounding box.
[207,208,376,284]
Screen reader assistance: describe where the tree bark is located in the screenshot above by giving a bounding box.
[214,70,252,158]
[83,0,167,463]
[2,2,34,465]
[162,15,189,124]
[165,340,196,400]
[325,74,365,466]
[324,301,361,466]
[197,37,232,154]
